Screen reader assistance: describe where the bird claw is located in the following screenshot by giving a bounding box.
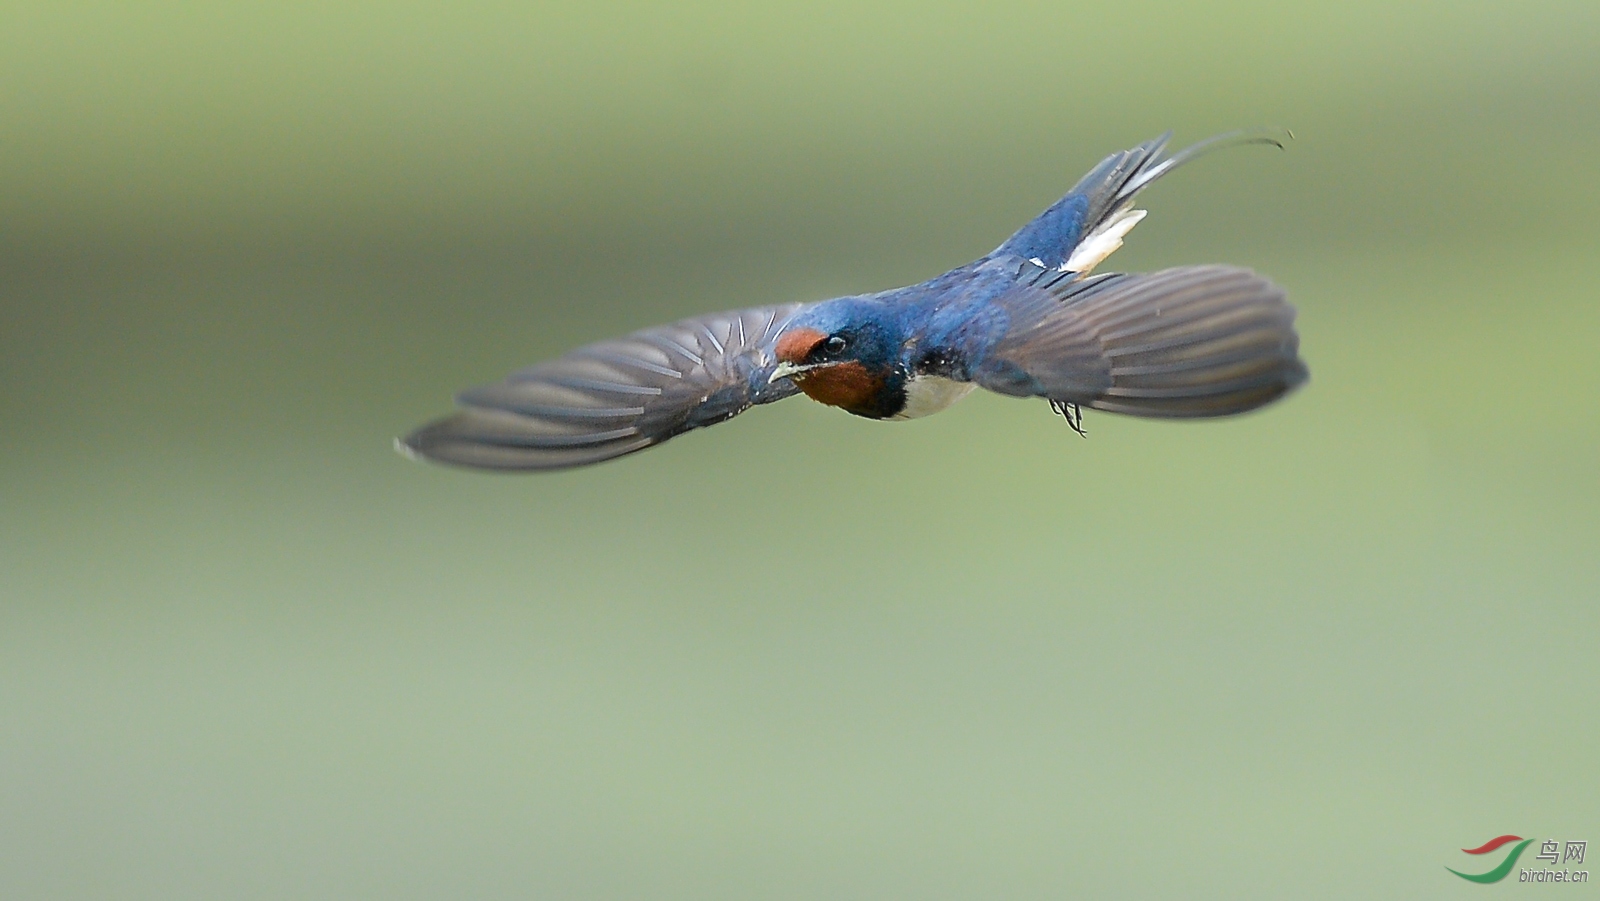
[1049,400,1087,438]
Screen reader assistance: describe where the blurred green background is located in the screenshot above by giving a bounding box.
[3,2,1597,899]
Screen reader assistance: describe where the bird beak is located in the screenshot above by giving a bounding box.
[769,360,814,384]
[769,359,843,383]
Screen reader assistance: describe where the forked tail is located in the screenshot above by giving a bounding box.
[991,130,1290,274]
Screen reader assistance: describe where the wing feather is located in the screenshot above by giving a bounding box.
[400,303,806,470]
[971,266,1307,418]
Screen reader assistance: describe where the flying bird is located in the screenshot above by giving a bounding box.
[399,131,1307,471]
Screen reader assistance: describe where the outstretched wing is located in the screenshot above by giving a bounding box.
[991,130,1287,274]
[400,303,807,470]
[971,264,1307,418]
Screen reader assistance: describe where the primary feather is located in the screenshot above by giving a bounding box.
[972,264,1306,417]
[399,304,804,470]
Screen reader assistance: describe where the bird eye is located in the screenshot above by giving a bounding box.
[824,335,848,355]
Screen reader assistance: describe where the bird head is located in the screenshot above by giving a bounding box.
[769,299,907,419]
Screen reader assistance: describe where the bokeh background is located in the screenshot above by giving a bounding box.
[4,3,1597,899]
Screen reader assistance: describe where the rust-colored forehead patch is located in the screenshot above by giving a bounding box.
[775,327,826,364]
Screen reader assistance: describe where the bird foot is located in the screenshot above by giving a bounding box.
[1049,400,1087,438]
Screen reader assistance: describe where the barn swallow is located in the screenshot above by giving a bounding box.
[399,131,1307,471]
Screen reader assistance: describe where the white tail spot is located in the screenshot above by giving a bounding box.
[1062,208,1147,274]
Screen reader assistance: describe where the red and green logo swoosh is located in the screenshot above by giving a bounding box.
[1449,835,1534,883]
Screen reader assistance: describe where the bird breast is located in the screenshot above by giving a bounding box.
[892,374,977,420]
